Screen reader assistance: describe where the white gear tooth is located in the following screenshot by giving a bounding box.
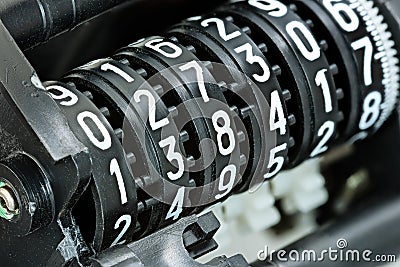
[247,183,275,210]
[378,23,388,32]
[179,130,190,143]
[387,49,397,58]
[227,82,239,93]
[186,156,195,168]
[100,107,110,117]
[242,183,281,231]
[169,36,178,42]
[289,4,297,12]
[288,114,296,126]
[298,173,325,192]
[355,0,399,129]
[230,105,239,114]
[336,88,344,100]
[276,159,329,214]
[240,154,247,166]
[153,84,164,95]
[305,19,314,28]
[114,128,123,140]
[281,89,291,101]
[329,64,339,75]
[371,7,379,17]
[258,43,268,53]
[384,32,392,40]
[286,188,329,214]
[240,105,254,117]
[217,81,227,88]
[350,3,359,8]
[241,26,251,35]
[136,68,147,77]
[367,25,375,32]
[244,207,281,232]
[375,51,385,59]
[127,152,136,164]
[288,137,295,148]
[281,197,297,215]
[319,40,328,51]
[167,106,178,117]
[203,61,213,71]
[225,16,234,22]
[119,58,130,65]
[338,112,344,122]
[270,171,292,198]
[237,131,246,143]
[83,91,93,100]
[272,65,281,76]
[186,45,196,53]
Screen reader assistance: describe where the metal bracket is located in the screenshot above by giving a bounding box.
[92,212,249,267]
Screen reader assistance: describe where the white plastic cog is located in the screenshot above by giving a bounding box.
[350,0,400,129]
[270,159,328,214]
[200,160,328,263]
[206,159,328,246]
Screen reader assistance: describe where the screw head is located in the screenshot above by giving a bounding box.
[0,153,54,236]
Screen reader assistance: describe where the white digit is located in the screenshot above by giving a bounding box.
[134,90,169,130]
[264,143,287,179]
[101,63,134,83]
[46,85,78,106]
[159,136,185,181]
[77,111,112,150]
[201,18,241,41]
[286,21,321,61]
[352,36,374,86]
[315,69,333,113]
[110,159,128,205]
[166,187,184,220]
[310,121,335,157]
[212,110,236,156]
[248,0,288,17]
[270,90,287,135]
[111,215,131,247]
[348,131,368,144]
[179,61,209,102]
[215,164,237,200]
[322,0,360,32]
[359,91,382,130]
[145,38,183,58]
[234,43,271,82]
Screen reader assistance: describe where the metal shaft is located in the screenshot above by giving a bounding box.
[0,0,141,50]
